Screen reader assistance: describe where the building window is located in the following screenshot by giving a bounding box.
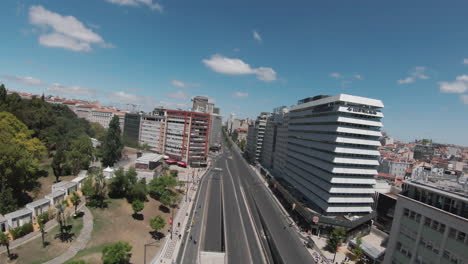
[456,232,465,242]
[449,228,457,239]
[424,217,431,227]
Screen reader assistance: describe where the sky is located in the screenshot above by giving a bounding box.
[1,0,468,146]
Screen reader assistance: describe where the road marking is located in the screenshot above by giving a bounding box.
[224,160,253,263]
[220,173,228,264]
[239,184,269,264]
[197,168,213,263]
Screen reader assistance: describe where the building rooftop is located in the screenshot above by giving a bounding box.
[405,179,468,202]
[46,190,66,199]
[5,208,32,219]
[0,214,6,222]
[26,198,50,208]
[136,153,164,165]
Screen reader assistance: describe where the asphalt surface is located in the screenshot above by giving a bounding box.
[178,142,315,264]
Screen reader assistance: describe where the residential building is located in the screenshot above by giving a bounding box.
[45,190,66,206]
[5,208,33,229]
[192,96,213,114]
[25,198,51,218]
[209,114,222,147]
[246,112,271,163]
[414,144,435,160]
[380,136,394,146]
[260,106,289,173]
[75,104,95,119]
[283,94,384,215]
[379,159,411,179]
[88,108,115,129]
[383,180,468,264]
[139,111,166,153]
[165,110,210,163]
[123,112,142,144]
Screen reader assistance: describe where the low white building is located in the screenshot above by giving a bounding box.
[72,170,88,188]
[52,181,78,196]
[45,190,66,206]
[5,208,33,229]
[25,198,51,218]
[103,166,115,179]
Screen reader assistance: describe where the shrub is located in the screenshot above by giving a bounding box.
[38,212,50,224]
[102,241,132,264]
[9,222,34,239]
[170,170,178,177]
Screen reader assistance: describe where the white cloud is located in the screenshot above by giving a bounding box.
[354,74,363,80]
[29,5,111,52]
[398,77,415,84]
[202,54,277,82]
[1,75,44,86]
[398,66,429,84]
[461,95,468,104]
[171,80,199,88]
[167,90,189,100]
[232,92,249,98]
[439,75,468,94]
[253,30,262,42]
[48,83,95,96]
[463,58,468,65]
[329,73,343,79]
[105,0,163,12]
[109,91,139,102]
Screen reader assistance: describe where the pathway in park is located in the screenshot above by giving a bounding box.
[44,206,94,264]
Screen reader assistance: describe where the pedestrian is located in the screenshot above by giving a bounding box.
[178,222,181,228]
[194,240,197,244]
[190,235,192,240]
[179,234,182,239]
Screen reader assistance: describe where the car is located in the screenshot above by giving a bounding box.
[177,161,188,168]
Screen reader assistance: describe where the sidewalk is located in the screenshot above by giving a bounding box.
[151,166,211,264]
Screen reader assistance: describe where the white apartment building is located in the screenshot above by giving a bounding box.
[246,112,271,163]
[260,106,289,173]
[139,114,166,153]
[384,180,468,264]
[283,94,384,216]
[87,108,125,131]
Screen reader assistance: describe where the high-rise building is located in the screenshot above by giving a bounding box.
[123,112,141,144]
[260,106,289,172]
[283,94,384,215]
[209,114,222,147]
[383,180,468,264]
[246,112,271,163]
[192,96,213,114]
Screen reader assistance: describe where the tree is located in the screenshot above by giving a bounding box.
[131,200,144,217]
[102,241,132,264]
[150,215,166,238]
[52,145,67,183]
[101,115,123,167]
[108,168,129,198]
[0,231,12,259]
[55,203,66,240]
[0,112,46,214]
[37,212,49,247]
[89,122,106,142]
[239,138,247,152]
[66,135,93,175]
[70,192,81,215]
[0,84,6,102]
[352,237,365,263]
[327,227,346,253]
[148,174,178,200]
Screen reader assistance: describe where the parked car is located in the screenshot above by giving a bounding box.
[177,161,188,168]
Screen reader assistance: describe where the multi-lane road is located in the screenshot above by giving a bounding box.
[177,142,315,264]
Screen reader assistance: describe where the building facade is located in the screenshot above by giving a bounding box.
[123,112,141,144]
[139,113,166,153]
[246,112,270,163]
[383,180,468,264]
[260,106,289,172]
[282,94,384,216]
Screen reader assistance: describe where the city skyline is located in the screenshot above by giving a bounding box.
[1,0,468,146]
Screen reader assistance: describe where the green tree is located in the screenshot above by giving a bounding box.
[150,215,166,238]
[102,241,132,264]
[52,145,67,183]
[70,192,81,215]
[65,260,89,264]
[0,84,6,102]
[327,227,346,253]
[55,203,66,241]
[108,168,129,198]
[101,115,123,167]
[66,135,93,175]
[37,212,49,247]
[0,231,12,259]
[239,138,247,152]
[0,112,46,214]
[148,174,178,200]
[131,200,144,217]
[352,236,365,263]
[89,122,106,142]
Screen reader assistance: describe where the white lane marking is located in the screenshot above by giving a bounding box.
[197,169,213,263]
[220,173,228,264]
[225,160,253,263]
[239,184,268,264]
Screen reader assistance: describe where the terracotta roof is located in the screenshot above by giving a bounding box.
[77,104,97,108]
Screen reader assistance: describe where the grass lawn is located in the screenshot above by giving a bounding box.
[68,196,177,264]
[0,215,84,264]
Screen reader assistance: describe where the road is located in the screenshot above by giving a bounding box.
[178,142,315,264]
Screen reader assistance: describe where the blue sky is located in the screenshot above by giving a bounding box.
[1,0,468,145]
